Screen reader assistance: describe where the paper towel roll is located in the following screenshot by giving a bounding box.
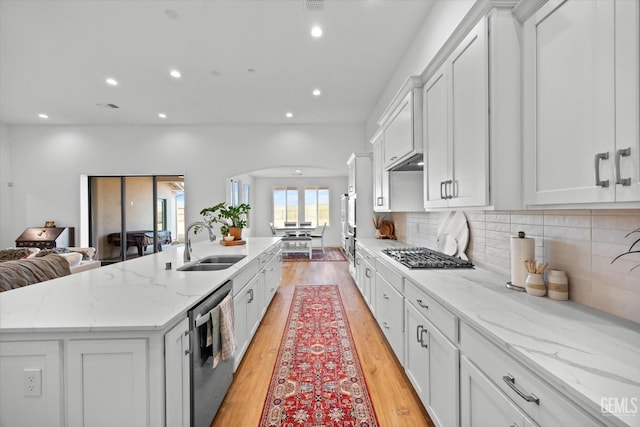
[510,235,535,288]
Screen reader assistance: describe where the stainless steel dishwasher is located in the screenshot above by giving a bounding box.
[188,280,234,427]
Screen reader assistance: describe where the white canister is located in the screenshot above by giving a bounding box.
[525,273,547,297]
[547,269,569,301]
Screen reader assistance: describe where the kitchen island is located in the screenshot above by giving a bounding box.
[0,237,281,427]
[356,238,640,427]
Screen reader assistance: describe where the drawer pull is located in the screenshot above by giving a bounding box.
[420,328,428,349]
[594,152,610,187]
[382,321,390,330]
[416,325,423,343]
[502,374,540,405]
[383,293,389,300]
[416,299,429,310]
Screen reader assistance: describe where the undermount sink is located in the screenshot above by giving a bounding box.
[177,263,234,272]
[177,254,246,272]
[197,255,246,264]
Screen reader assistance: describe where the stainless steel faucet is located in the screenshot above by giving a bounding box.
[184,221,215,263]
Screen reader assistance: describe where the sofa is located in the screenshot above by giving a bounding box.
[0,247,101,292]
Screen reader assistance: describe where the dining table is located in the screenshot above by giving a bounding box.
[275,225,316,236]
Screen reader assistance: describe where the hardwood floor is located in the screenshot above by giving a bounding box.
[211,258,434,427]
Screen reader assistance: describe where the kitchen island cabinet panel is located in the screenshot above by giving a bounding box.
[66,339,148,427]
[165,318,190,427]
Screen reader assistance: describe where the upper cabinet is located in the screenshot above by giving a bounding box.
[371,135,390,211]
[378,78,424,171]
[423,9,522,210]
[523,0,640,206]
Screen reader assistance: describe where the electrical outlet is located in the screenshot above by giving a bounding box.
[23,368,42,396]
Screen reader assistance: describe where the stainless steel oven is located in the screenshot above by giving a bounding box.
[188,280,234,427]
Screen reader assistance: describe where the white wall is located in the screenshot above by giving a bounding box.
[252,175,347,247]
[365,0,474,142]
[0,124,362,248]
[0,122,11,247]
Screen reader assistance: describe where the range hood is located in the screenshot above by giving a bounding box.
[388,153,424,172]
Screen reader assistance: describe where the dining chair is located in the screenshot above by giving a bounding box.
[310,223,327,253]
[298,221,312,236]
[283,221,297,236]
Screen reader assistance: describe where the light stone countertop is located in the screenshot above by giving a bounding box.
[357,238,640,427]
[0,237,281,333]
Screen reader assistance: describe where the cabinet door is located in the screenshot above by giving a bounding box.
[427,320,460,427]
[384,92,413,167]
[373,136,390,211]
[424,65,450,208]
[615,0,640,201]
[363,262,375,313]
[67,339,148,427]
[165,318,190,427]
[246,274,261,339]
[449,18,489,208]
[404,302,429,408]
[233,290,249,369]
[375,274,404,364]
[460,356,531,427]
[524,0,616,204]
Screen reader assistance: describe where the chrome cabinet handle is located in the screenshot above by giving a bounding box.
[420,328,428,348]
[247,288,254,303]
[377,196,384,206]
[416,299,429,310]
[356,258,361,265]
[382,321,390,330]
[446,180,454,199]
[382,293,389,300]
[615,147,631,186]
[452,179,459,198]
[390,156,398,161]
[416,325,424,343]
[440,181,446,199]
[365,268,371,278]
[502,374,540,405]
[594,152,610,187]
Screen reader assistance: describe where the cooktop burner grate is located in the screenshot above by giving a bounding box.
[382,247,474,269]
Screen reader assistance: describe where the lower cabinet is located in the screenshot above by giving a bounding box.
[460,356,536,427]
[404,301,459,427]
[165,318,190,427]
[375,273,404,363]
[234,273,260,369]
[67,338,148,427]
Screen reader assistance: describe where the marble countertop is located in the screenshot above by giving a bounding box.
[357,238,640,427]
[0,237,281,333]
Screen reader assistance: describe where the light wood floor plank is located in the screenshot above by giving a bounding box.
[211,259,434,427]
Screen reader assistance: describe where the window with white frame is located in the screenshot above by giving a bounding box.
[304,186,330,227]
[272,186,298,227]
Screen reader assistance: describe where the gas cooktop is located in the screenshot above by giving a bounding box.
[382,247,474,269]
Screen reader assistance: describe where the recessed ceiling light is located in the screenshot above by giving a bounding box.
[312,89,321,96]
[295,170,302,174]
[170,69,181,78]
[158,113,167,119]
[311,26,323,38]
[105,77,118,86]
[38,113,48,119]
[285,112,293,118]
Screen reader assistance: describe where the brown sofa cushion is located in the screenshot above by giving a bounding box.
[0,254,71,292]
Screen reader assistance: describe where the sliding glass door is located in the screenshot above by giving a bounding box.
[89,175,184,263]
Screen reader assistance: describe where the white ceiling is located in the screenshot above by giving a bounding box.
[0,0,435,126]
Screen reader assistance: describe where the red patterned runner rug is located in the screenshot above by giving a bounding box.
[259,284,379,427]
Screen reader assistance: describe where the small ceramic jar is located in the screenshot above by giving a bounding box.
[525,273,547,296]
[547,269,569,301]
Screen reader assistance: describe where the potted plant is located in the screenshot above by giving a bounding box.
[199,202,251,241]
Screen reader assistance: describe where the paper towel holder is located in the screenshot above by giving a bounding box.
[506,231,529,292]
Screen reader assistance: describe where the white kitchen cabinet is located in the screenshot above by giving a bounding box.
[374,259,404,364]
[423,11,521,210]
[404,282,459,427]
[362,255,376,314]
[67,339,148,427]
[233,273,260,369]
[263,248,281,309]
[523,0,640,206]
[0,341,63,427]
[372,135,390,211]
[460,356,536,427]
[165,317,190,427]
[382,87,422,169]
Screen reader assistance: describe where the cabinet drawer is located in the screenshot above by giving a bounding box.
[459,322,603,427]
[376,258,403,293]
[405,278,458,343]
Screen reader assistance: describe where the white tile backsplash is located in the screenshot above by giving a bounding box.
[391,209,640,323]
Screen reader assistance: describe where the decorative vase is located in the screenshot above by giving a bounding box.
[525,273,546,297]
[547,269,569,301]
[229,227,242,241]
